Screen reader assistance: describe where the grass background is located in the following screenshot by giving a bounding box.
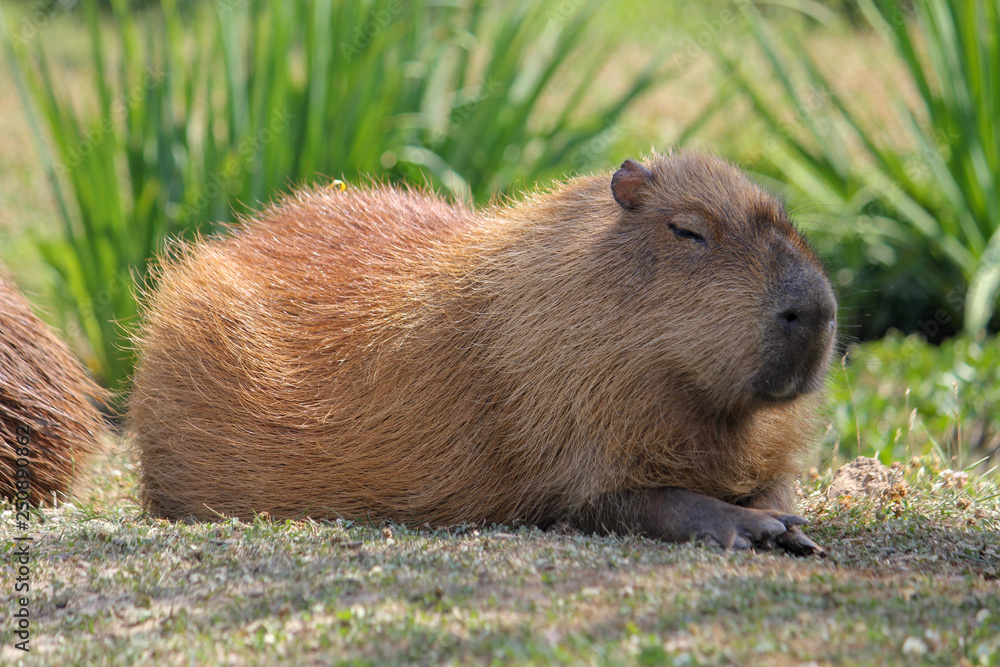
[0,1,998,664]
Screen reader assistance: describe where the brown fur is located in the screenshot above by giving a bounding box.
[129,152,836,530]
[1,272,107,504]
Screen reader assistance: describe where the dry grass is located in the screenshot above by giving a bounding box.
[0,441,997,666]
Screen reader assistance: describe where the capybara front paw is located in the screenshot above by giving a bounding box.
[645,487,821,555]
[716,508,824,556]
[696,505,820,555]
[698,505,787,550]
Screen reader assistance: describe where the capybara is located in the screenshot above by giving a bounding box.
[1,272,106,505]
[129,151,837,554]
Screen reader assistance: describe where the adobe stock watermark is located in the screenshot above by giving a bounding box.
[172,108,295,223]
[215,0,246,16]
[544,0,585,31]
[569,121,625,173]
[861,273,994,379]
[53,65,166,178]
[340,0,404,63]
[899,125,961,182]
[429,78,503,146]
[915,284,967,342]
[750,84,833,167]
[852,123,961,237]
[60,268,131,357]
[9,0,76,46]
[668,0,752,72]
[10,424,34,653]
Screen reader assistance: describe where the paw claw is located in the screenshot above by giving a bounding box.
[759,517,787,540]
[774,525,824,556]
[780,514,809,528]
[731,535,752,550]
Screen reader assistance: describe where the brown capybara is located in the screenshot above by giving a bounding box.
[1,272,106,505]
[129,151,837,554]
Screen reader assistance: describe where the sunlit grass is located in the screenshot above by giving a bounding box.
[1,440,996,665]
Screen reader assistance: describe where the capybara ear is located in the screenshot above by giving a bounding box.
[611,159,654,211]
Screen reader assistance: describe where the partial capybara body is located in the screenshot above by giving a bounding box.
[129,151,837,553]
[1,273,106,504]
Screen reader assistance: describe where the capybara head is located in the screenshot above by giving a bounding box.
[606,153,836,414]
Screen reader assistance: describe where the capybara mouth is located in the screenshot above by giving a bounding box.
[752,367,825,403]
[752,313,836,403]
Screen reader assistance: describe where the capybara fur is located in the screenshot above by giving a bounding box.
[129,151,837,554]
[1,272,106,505]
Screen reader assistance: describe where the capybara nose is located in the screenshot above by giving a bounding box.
[774,270,836,342]
[776,301,835,337]
[777,308,802,335]
[752,263,837,402]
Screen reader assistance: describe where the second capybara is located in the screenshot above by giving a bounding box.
[1,272,107,505]
[128,151,837,554]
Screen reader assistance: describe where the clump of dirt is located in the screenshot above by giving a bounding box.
[825,456,905,501]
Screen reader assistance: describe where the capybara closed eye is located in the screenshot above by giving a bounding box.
[128,151,836,554]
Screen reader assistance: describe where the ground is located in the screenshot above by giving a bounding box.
[1,443,997,666]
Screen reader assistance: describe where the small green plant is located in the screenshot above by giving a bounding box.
[824,332,1000,471]
[0,0,661,397]
[717,0,1000,338]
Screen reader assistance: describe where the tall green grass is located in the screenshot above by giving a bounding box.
[0,0,661,398]
[717,0,1000,339]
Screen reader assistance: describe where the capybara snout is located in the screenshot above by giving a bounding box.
[759,257,837,402]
